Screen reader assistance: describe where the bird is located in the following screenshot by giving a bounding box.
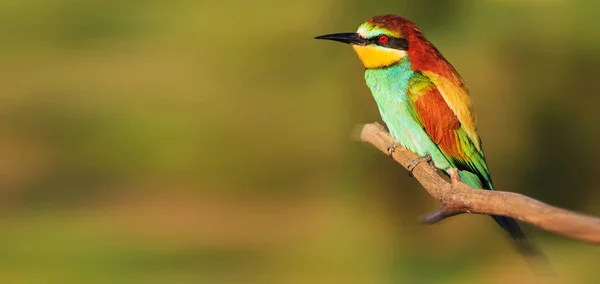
[315,14,549,267]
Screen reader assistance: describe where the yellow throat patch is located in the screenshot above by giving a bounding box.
[352,45,406,68]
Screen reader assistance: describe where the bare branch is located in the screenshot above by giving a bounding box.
[357,122,600,244]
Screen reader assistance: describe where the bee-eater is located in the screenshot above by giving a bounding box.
[315,15,544,261]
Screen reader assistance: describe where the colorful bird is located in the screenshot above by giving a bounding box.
[315,15,545,261]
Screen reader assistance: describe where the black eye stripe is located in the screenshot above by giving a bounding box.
[368,36,409,50]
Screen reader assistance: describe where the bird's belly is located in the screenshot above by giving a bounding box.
[378,103,426,153]
[377,101,453,171]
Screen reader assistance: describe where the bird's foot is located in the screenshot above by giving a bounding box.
[386,142,401,156]
[421,205,463,225]
[407,154,432,177]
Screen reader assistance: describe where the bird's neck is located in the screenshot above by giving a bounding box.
[364,57,414,104]
[405,35,461,83]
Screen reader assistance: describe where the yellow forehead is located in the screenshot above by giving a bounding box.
[351,45,406,68]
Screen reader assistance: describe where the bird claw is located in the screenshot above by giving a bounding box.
[386,142,401,156]
[407,154,432,177]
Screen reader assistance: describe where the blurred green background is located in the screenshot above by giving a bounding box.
[1,0,600,283]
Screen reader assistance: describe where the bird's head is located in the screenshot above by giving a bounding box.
[315,15,418,69]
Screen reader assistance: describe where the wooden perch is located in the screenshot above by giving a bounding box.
[358,122,600,244]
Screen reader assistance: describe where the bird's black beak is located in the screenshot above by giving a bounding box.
[314,33,367,45]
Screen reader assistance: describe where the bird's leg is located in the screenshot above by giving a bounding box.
[386,142,402,156]
[407,154,432,177]
[421,205,463,224]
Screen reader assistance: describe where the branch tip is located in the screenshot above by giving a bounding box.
[421,206,463,224]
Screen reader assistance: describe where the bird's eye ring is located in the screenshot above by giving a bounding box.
[378,35,389,44]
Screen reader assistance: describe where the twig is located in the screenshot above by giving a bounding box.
[357,122,600,244]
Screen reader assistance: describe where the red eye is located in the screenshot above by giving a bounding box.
[378,35,389,44]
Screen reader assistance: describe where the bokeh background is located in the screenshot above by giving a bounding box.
[1,0,600,283]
